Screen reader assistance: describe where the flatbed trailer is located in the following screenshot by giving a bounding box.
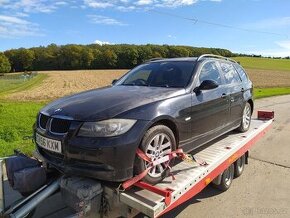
[0,111,274,218]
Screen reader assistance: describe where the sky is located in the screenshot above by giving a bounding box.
[0,0,290,57]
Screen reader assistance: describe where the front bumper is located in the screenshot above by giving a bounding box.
[35,120,150,182]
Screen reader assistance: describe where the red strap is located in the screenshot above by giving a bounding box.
[122,166,152,190]
[136,148,152,163]
[121,147,206,190]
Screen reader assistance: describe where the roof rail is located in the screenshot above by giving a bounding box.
[144,58,164,63]
[197,54,238,64]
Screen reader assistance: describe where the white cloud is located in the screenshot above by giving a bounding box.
[83,0,113,8]
[94,39,113,45]
[88,15,126,25]
[245,17,290,29]
[135,0,153,6]
[0,14,42,38]
[83,0,209,9]
[2,0,68,13]
[167,34,176,39]
[276,40,290,50]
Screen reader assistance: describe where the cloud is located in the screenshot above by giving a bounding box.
[244,41,290,57]
[2,0,69,13]
[83,0,206,9]
[276,40,290,50]
[167,34,177,39]
[245,17,290,29]
[94,39,113,45]
[83,0,113,8]
[88,15,126,25]
[135,0,153,6]
[0,14,43,38]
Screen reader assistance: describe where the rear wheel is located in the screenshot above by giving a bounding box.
[234,154,246,178]
[134,125,176,184]
[237,102,252,132]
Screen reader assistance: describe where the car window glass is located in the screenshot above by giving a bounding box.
[122,70,150,84]
[121,61,195,88]
[235,64,248,82]
[220,62,241,84]
[199,61,222,85]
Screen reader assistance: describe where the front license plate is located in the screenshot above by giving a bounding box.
[36,133,62,154]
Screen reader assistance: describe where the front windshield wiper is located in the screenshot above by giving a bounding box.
[121,83,148,87]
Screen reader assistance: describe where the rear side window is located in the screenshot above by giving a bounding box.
[235,64,248,82]
[199,61,222,85]
[220,62,241,84]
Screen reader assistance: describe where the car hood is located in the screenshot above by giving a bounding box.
[40,85,186,121]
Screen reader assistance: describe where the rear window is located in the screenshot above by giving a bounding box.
[234,64,249,82]
[120,61,196,88]
[220,62,241,84]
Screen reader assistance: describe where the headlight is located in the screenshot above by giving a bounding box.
[78,119,137,137]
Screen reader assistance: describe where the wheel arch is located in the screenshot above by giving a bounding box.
[148,117,180,147]
[247,99,254,114]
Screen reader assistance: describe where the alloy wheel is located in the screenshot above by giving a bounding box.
[145,133,172,178]
[242,104,251,130]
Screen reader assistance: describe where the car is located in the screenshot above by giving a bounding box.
[34,54,253,184]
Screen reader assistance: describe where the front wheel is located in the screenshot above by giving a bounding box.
[237,102,252,132]
[134,125,176,184]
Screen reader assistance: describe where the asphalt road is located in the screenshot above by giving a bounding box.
[166,95,290,218]
[4,95,289,218]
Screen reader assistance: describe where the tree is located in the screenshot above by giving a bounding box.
[18,49,35,71]
[102,49,117,68]
[0,53,11,73]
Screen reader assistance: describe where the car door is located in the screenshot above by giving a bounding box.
[219,61,244,126]
[182,60,229,151]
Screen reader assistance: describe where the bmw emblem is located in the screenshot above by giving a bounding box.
[54,108,62,113]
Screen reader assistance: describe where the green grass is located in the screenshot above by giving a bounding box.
[234,57,290,71]
[254,87,290,99]
[0,101,44,156]
[0,74,47,97]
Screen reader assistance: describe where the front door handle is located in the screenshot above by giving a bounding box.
[221,93,227,99]
[241,88,245,93]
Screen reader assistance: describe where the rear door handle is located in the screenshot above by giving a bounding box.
[221,93,227,99]
[241,88,245,92]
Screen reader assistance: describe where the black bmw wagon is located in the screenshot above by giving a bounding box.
[34,54,253,184]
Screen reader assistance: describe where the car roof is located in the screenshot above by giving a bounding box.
[149,57,198,63]
[148,56,239,65]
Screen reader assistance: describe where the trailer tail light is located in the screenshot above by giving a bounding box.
[258,111,274,120]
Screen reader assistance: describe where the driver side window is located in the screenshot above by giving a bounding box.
[199,61,222,85]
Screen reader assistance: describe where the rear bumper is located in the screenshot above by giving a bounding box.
[35,120,150,182]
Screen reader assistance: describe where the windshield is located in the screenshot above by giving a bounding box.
[118,61,196,88]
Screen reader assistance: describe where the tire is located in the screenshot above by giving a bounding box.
[212,164,234,191]
[237,102,252,132]
[234,154,246,178]
[134,125,176,184]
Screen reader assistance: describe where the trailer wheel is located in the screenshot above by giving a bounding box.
[213,164,234,191]
[234,154,246,178]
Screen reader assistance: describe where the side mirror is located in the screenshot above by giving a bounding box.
[194,80,218,93]
[112,79,118,85]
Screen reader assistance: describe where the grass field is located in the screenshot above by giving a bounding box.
[0,101,44,156]
[234,57,290,71]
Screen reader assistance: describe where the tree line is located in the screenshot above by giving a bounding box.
[0,44,234,73]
